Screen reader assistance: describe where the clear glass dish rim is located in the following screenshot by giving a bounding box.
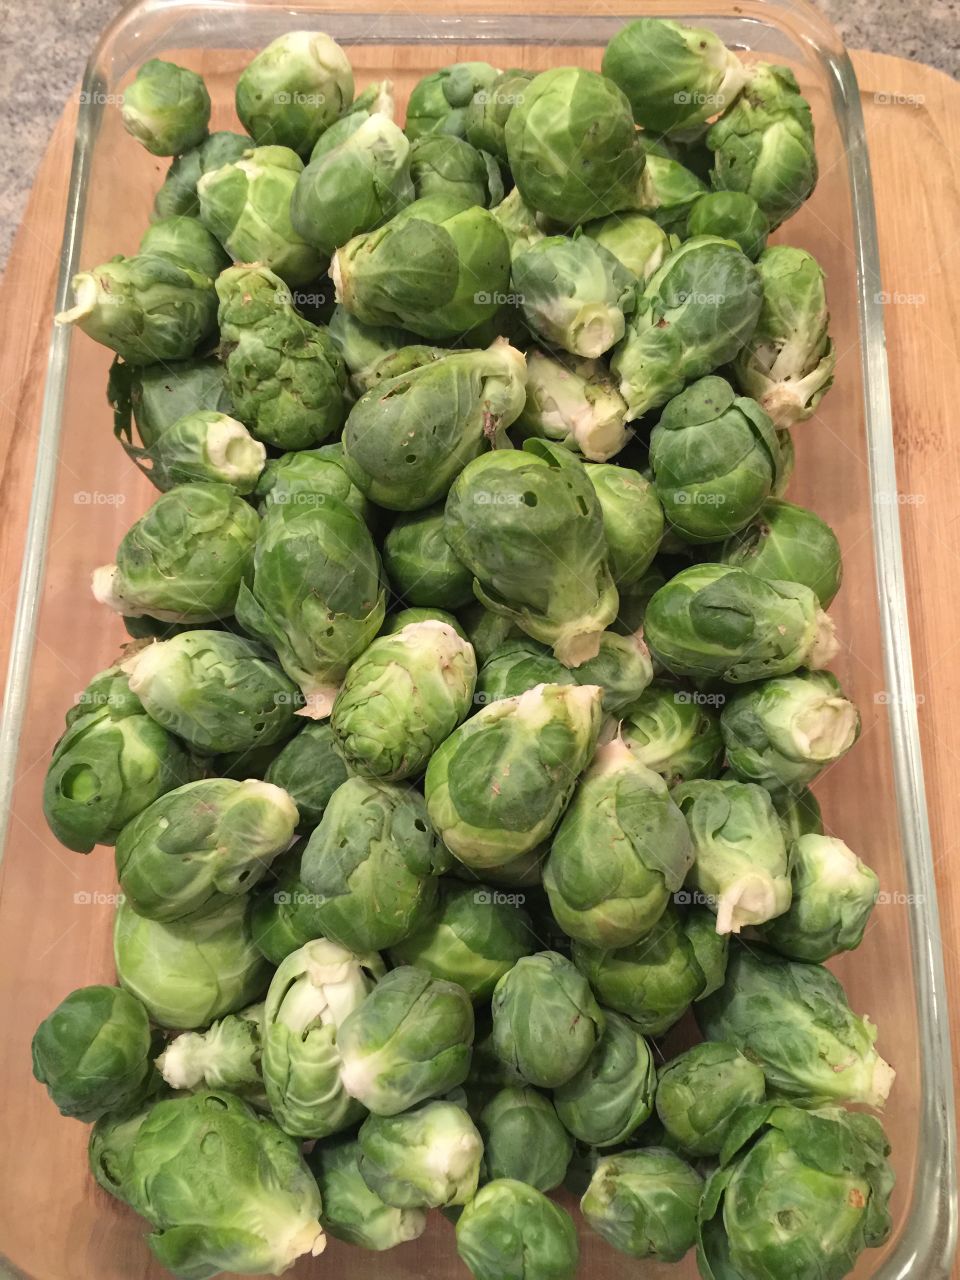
[0,1,955,1276]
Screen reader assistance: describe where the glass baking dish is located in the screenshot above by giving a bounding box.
[0,0,955,1276]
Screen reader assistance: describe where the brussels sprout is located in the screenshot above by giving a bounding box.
[617,680,724,784]
[263,723,349,831]
[404,62,498,140]
[120,58,210,155]
[127,1090,326,1274]
[514,349,630,463]
[116,777,298,921]
[698,1104,894,1280]
[721,670,860,793]
[773,428,795,496]
[114,896,271,1029]
[688,191,769,260]
[733,245,836,427]
[248,856,323,965]
[465,69,534,162]
[456,1179,579,1280]
[157,1006,264,1098]
[300,777,446,951]
[342,340,525,510]
[720,498,842,610]
[390,881,535,1000]
[331,621,477,780]
[585,462,664,583]
[382,506,473,609]
[327,305,419,392]
[138,215,228,279]
[573,904,706,1035]
[445,442,618,665]
[644,563,839,683]
[261,939,383,1137]
[505,67,645,225]
[109,355,232,454]
[698,945,895,1107]
[42,666,193,853]
[553,1010,655,1146]
[121,630,301,755]
[130,409,265,493]
[602,17,745,134]
[425,682,602,869]
[332,194,511,338]
[491,187,546,259]
[635,141,708,235]
[572,630,654,715]
[56,252,217,365]
[31,986,157,1122]
[235,494,386,717]
[235,31,354,154]
[457,600,519,665]
[308,1136,427,1249]
[153,130,250,219]
[409,134,501,206]
[491,951,604,1089]
[684,906,730,1000]
[707,63,818,227]
[382,606,467,638]
[254,446,367,526]
[338,966,474,1114]
[512,235,636,359]
[88,1096,159,1211]
[475,637,574,707]
[92,482,258,623]
[611,236,763,419]
[358,1100,482,1208]
[582,212,672,282]
[774,785,823,843]
[198,145,324,284]
[611,563,668,636]
[292,113,415,256]
[477,1086,572,1190]
[582,1148,702,1262]
[656,1041,766,1156]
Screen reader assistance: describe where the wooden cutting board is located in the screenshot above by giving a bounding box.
[0,45,958,1278]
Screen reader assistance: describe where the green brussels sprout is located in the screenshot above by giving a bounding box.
[120,58,210,155]
[684,906,730,1000]
[656,1041,766,1156]
[235,494,386,717]
[505,67,645,225]
[116,777,298,921]
[611,236,763,419]
[130,409,266,494]
[582,212,672,282]
[235,31,354,155]
[444,441,618,665]
[31,985,156,1122]
[121,629,301,755]
[409,134,501,206]
[584,463,663,587]
[457,600,519,665]
[758,833,879,963]
[602,17,745,134]
[698,1104,894,1280]
[127,1090,326,1274]
[342,340,525,509]
[616,679,724,785]
[465,69,534,162]
[491,187,546,259]
[732,245,835,427]
[138,215,228,279]
[358,1099,482,1208]
[477,1086,573,1190]
[382,505,474,609]
[332,194,511,339]
[405,62,501,140]
[649,375,784,544]
[255,444,370,525]
[635,141,708,235]
[331,621,477,780]
[491,951,604,1088]
[572,904,706,1035]
[157,1007,264,1098]
[153,130,250,219]
[88,1095,159,1212]
[644,563,839,683]
[698,945,895,1107]
[511,235,636,358]
[338,965,475,1114]
[582,1148,703,1262]
[216,263,347,450]
[198,145,324,284]
[109,355,232,452]
[475,637,575,706]
[774,784,824,842]
[382,606,467,638]
[514,349,630,463]
[92,482,258,623]
[456,1179,579,1280]
[611,563,668,636]
[261,938,383,1137]
[291,113,415,256]
[688,191,769,260]
[300,777,446,951]
[114,896,271,1029]
[721,670,860,793]
[42,666,193,853]
[264,723,350,830]
[56,252,217,365]
[544,740,692,947]
[773,428,795,496]
[707,63,818,227]
[425,682,602,869]
[308,1136,427,1250]
[327,304,418,392]
[248,856,326,965]
[572,630,654,714]
[719,497,842,608]
[553,1010,655,1146]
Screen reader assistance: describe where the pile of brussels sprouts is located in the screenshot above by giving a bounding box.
[34,19,895,1280]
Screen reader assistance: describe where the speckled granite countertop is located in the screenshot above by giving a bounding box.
[0,0,956,269]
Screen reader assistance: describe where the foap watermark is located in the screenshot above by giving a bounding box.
[74,490,126,506]
[875,490,926,506]
[675,689,726,709]
[72,689,128,712]
[274,91,327,106]
[874,690,926,707]
[474,90,526,107]
[473,491,526,507]
[474,889,526,908]
[673,887,718,909]
[875,890,926,907]
[74,890,125,906]
[474,290,524,306]
[79,89,125,106]
[267,491,330,509]
[874,290,925,307]
[873,91,925,107]
[676,289,728,306]
[673,490,726,507]
[274,890,327,907]
[674,90,725,108]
